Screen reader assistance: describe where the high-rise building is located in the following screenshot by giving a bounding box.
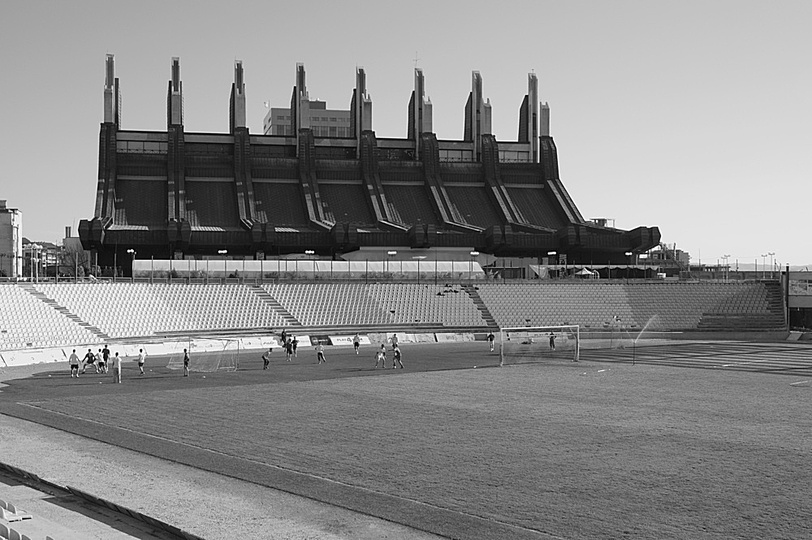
[0,200,23,278]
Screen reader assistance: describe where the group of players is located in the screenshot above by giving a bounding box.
[374,333,404,369]
[67,345,147,383]
[261,331,404,370]
[67,332,405,379]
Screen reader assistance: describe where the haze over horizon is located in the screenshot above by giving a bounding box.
[2,1,809,267]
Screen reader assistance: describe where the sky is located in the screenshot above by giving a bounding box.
[1,0,810,269]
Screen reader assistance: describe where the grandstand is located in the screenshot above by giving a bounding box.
[79,56,660,274]
[2,56,790,360]
[0,280,787,354]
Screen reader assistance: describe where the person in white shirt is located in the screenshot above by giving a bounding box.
[315,343,326,364]
[374,345,387,369]
[112,352,122,383]
[68,349,80,378]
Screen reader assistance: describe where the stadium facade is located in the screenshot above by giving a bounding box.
[80,55,660,273]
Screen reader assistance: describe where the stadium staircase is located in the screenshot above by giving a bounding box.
[461,284,498,329]
[249,285,300,326]
[696,281,786,331]
[20,284,111,341]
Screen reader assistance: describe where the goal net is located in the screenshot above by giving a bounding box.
[499,325,580,366]
[166,338,240,373]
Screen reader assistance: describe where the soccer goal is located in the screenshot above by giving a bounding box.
[166,338,241,373]
[499,325,580,366]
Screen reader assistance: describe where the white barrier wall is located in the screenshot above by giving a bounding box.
[1,333,479,368]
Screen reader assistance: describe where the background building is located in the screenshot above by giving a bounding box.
[264,101,351,138]
[0,200,22,278]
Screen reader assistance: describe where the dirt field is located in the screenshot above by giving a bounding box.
[1,341,811,539]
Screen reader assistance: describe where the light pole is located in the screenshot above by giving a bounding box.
[305,250,315,279]
[218,250,228,281]
[761,253,767,279]
[469,251,479,281]
[31,244,42,282]
[413,255,426,283]
[387,250,397,279]
[127,248,136,280]
[768,252,775,279]
[625,251,633,279]
[721,254,730,282]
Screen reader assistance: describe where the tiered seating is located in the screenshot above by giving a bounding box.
[0,281,787,353]
[695,282,785,330]
[476,283,635,329]
[319,184,375,225]
[366,284,487,327]
[0,498,32,521]
[0,285,100,350]
[35,283,286,338]
[477,282,786,332]
[262,283,391,326]
[262,283,487,327]
[444,186,501,227]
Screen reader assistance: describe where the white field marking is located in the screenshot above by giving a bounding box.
[720,358,776,368]
[789,380,810,386]
[597,369,607,373]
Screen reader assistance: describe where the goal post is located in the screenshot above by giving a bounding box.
[166,338,241,373]
[499,325,580,366]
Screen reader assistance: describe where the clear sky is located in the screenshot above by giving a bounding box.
[1,0,810,268]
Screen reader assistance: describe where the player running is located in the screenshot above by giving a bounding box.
[353,333,361,355]
[315,342,326,364]
[487,331,495,352]
[392,346,404,369]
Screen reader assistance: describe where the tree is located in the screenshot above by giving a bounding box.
[59,243,90,278]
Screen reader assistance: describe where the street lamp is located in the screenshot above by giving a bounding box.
[625,251,633,279]
[305,250,315,279]
[126,248,136,280]
[761,253,768,279]
[218,250,228,280]
[387,250,397,277]
[30,244,42,282]
[768,252,775,279]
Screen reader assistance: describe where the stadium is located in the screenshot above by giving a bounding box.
[0,55,809,540]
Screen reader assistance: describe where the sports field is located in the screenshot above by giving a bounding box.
[1,340,811,539]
